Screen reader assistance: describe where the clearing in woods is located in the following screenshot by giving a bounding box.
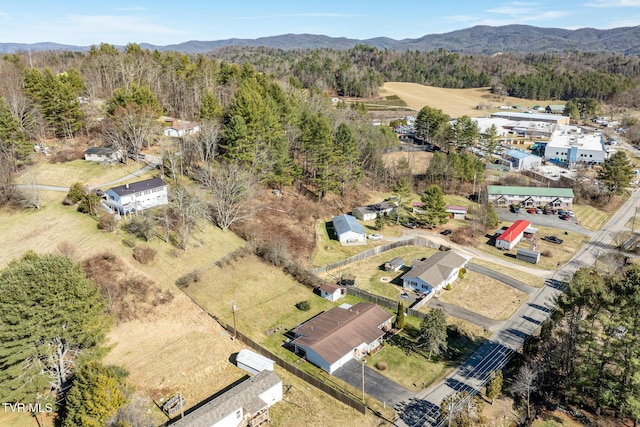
[380,82,555,118]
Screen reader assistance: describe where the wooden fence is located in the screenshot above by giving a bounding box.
[311,237,441,274]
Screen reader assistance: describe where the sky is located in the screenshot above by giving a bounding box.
[1,1,640,46]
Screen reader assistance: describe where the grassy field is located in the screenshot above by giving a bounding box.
[369,315,489,392]
[438,271,528,320]
[380,82,556,118]
[319,246,439,299]
[382,151,433,175]
[572,194,628,232]
[15,158,157,189]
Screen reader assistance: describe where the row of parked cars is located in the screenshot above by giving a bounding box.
[511,205,574,219]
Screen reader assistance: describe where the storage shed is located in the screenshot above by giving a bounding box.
[516,248,540,264]
[236,349,275,375]
[384,257,405,272]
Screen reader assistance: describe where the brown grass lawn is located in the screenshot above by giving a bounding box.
[15,158,157,189]
[382,151,433,175]
[369,315,490,392]
[0,412,55,427]
[269,367,390,426]
[438,271,528,320]
[572,195,628,232]
[470,259,545,288]
[182,254,337,340]
[318,246,439,299]
[380,82,556,118]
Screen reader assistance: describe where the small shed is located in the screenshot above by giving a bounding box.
[446,205,468,220]
[516,248,540,264]
[318,283,346,302]
[384,257,405,272]
[236,349,275,375]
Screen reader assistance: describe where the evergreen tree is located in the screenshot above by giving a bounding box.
[392,178,411,224]
[485,370,503,405]
[483,124,500,159]
[394,301,405,330]
[598,150,635,200]
[0,97,30,160]
[415,106,450,148]
[375,212,385,231]
[105,83,162,117]
[451,115,479,151]
[417,308,448,360]
[418,184,449,228]
[0,252,108,405]
[62,361,131,427]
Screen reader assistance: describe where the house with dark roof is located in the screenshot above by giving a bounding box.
[168,370,282,427]
[402,251,471,296]
[84,147,122,163]
[332,214,366,246]
[291,302,392,373]
[495,219,531,250]
[105,177,168,214]
[352,201,396,221]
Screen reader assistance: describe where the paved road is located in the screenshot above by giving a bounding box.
[398,189,640,426]
[333,359,414,407]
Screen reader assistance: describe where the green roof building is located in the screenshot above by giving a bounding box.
[487,185,574,208]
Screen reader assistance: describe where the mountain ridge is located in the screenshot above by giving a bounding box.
[2,24,640,54]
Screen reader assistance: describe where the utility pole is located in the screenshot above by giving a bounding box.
[231,301,237,340]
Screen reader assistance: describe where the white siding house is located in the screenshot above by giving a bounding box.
[318,283,345,302]
[105,177,168,214]
[168,370,282,427]
[352,201,396,221]
[164,121,201,138]
[84,147,122,163]
[402,251,470,296]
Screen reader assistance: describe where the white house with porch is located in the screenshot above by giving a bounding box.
[402,251,470,296]
[105,177,168,215]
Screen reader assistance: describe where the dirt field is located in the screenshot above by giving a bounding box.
[382,150,433,175]
[380,82,555,118]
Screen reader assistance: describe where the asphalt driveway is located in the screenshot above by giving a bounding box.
[333,359,413,407]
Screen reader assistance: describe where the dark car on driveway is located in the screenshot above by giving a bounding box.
[441,229,452,236]
[542,235,563,244]
[402,221,417,229]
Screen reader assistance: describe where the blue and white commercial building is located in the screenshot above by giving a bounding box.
[501,149,543,171]
[544,129,607,166]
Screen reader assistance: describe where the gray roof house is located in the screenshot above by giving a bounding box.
[105,177,168,215]
[84,147,122,163]
[169,370,282,427]
[332,214,366,246]
[402,251,470,296]
[352,201,396,221]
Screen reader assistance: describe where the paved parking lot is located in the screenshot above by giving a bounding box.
[498,209,594,236]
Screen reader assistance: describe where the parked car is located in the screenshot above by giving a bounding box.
[401,222,417,229]
[542,235,563,244]
[510,205,520,213]
[367,233,383,240]
[544,209,552,215]
[566,211,575,217]
[560,214,570,220]
[441,229,452,236]
[535,208,543,214]
[527,208,536,214]
[94,189,105,198]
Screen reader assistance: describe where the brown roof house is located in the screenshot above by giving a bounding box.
[291,302,392,373]
[402,251,471,297]
[169,370,282,427]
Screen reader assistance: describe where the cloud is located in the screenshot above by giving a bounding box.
[237,12,366,20]
[584,0,640,7]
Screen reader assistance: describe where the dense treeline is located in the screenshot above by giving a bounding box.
[215,45,640,101]
[0,44,398,201]
[522,267,640,422]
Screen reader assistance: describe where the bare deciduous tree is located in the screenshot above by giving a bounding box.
[200,162,257,232]
[511,362,540,420]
